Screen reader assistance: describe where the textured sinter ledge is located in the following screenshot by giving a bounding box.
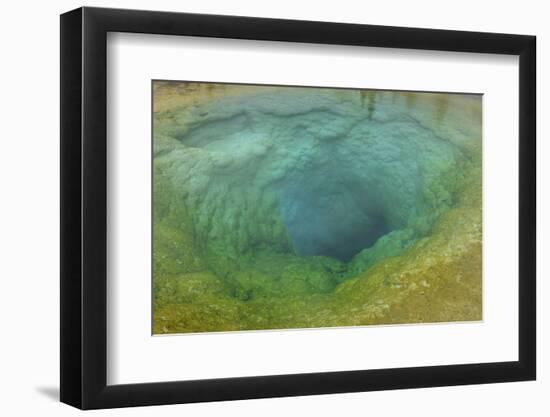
[153,82,482,333]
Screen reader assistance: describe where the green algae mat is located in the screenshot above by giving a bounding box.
[152,81,482,334]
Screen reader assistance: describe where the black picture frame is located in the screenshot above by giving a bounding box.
[60,6,536,410]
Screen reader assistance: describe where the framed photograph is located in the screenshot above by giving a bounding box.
[60,6,536,409]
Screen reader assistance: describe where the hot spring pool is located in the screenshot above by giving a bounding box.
[152,82,482,334]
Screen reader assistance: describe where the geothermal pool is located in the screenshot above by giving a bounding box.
[152,82,482,334]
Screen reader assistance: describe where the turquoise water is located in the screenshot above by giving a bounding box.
[153,83,482,333]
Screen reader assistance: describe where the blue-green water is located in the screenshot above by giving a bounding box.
[153,83,482,334]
